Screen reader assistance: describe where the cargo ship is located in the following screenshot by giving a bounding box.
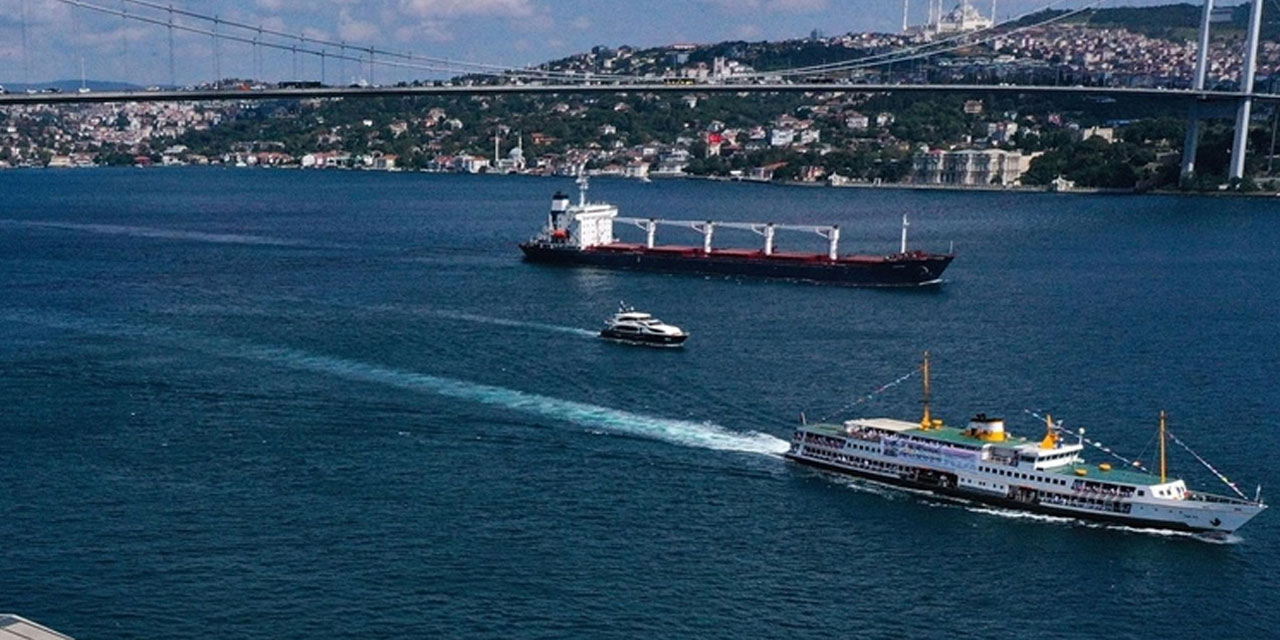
[786,354,1267,535]
[519,177,954,286]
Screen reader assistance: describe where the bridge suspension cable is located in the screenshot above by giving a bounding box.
[51,0,567,82]
[76,0,632,84]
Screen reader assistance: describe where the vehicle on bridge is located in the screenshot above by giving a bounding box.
[278,81,327,89]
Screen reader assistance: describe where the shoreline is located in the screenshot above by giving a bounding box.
[4,163,1277,198]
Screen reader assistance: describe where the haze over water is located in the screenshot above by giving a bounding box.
[1,169,1277,639]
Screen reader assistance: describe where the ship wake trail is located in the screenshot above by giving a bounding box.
[0,220,338,248]
[3,311,788,456]
[243,345,788,455]
[397,307,598,338]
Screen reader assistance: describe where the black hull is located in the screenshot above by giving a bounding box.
[786,453,1211,534]
[520,243,952,287]
[599,329,688,347]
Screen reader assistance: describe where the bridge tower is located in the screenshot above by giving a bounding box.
[1179,0,1215,183]
[1183,0,1268,184]
[1229,0,1267,180]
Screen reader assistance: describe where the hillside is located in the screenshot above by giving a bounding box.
[1016,2,1279,41]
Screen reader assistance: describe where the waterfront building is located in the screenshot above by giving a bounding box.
[911,148,1037,186]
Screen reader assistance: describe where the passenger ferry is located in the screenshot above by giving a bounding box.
[786,354,1266,535]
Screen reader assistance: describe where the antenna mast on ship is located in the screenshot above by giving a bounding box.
[1160,410,1168,483]
[576,167,590,207]
[920,351,933,428]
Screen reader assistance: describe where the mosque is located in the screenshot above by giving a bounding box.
[905,1,996,37]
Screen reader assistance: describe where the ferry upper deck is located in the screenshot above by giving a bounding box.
[799,418,1162,488]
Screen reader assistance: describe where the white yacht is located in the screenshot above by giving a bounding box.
[600,303,688,347]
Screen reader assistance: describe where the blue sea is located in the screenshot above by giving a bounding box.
[1,169,1277,639]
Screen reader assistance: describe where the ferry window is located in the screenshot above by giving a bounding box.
[1138,491,1144,496]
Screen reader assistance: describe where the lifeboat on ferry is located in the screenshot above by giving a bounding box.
[964,413,1007,442]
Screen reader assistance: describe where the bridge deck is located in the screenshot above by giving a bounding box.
[1,83,1275,106]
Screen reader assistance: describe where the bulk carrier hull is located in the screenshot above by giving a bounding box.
[520,242,954,287]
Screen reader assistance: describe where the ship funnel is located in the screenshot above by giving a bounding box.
[550,191,570,227]
[967,413,1006,442]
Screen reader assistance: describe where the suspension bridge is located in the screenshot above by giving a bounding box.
[2,0,1277,181]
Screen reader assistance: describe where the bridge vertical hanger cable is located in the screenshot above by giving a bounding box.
[120,0,130,87]
[339,42,347,85]
[254,28,263,82]
[212,15,221,86]
[167,3,176,88]
[20,0,30,86]
[73,2,81,89]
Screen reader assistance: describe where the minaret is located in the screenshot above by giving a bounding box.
[991,0,997,24]
[903,0,910,33]
[493,132,500,166]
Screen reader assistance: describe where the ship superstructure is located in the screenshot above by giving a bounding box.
[786,355,1266,535]
[519,177,954,286]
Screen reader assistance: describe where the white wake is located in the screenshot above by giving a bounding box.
[4,311,788,456]
[2,220,334,248]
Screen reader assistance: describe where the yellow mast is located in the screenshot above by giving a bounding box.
[1039,413,1058,449]
[1159,410,1168,484]
[920,351,932,429]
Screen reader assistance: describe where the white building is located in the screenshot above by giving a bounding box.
[769,128,795,147]
[912,1,995,37]
[845,112,870,130]
[912,148,1037,186]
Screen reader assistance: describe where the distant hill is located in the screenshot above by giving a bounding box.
[1012,3,1278,41]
